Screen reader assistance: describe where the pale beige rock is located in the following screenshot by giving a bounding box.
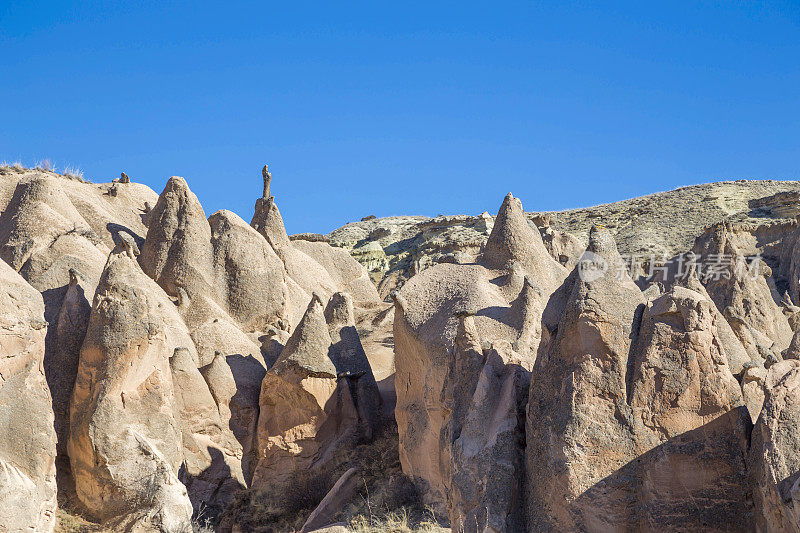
[527,226,751,531]
[394,193,566,524]
[68,247,193,530]
[47,268,91,456]
[252,294,341,487]
[170,346,244,510]
[628,286,751,531]
[675,265,752,375]
[749,360,800,532]
[694,222,793,362]
[200,351,264,485]
[250,166,382,313]
[294,239,381,305]
[0,259,57,533]
[446,327,529,532]
[253,291,380,491]
[140,176,215,299]
[209,209,289,332]
[742,362,768,423]
[325,292,383,438]
[526,226,645,532]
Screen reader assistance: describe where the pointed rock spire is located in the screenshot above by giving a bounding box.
[140,176,214,298]
[251,165,292,255]
[482,193,565,297]
[262,164,271,200]
[675,262,751,375]
[273,293,337,377]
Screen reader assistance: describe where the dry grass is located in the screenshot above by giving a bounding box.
[55,505,105,533]
[0,160,23,171]
[35,158,55,171]
[349,508,447,532]
[223,421,447,532]
[63,165,84,181]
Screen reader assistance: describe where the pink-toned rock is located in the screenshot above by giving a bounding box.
[394,193,566,527]
[68,245,193,530]
[750,360,800,532]
[0,259,57,533]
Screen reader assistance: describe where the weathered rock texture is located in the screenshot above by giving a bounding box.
[253,292,382,490]
[394,193,566,529]
[329,179,800,296]
[750,359,800,532]
[68,245,194,530]
[0,259,57,533]
[7,161,800,531]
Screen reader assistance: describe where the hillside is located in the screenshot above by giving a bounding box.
[325,180,800,296]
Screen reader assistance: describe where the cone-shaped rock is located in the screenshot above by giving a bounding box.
[676,264,752,375]
[140,176,214,299]
[526,225,644,531]
[68,246,193,529]
[629,286,750,530]
[252,294,339,487]
[482,193,565,294]
[209,209,289,332]
[324,291,383,437]
[693,222,793,362]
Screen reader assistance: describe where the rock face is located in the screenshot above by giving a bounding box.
[750,359,800,532]
[627,286,751,531]
[252,292,382,489]
[526,226,645,531]
[394,193,566,528]
[68,244,193,530]
[0,259,57,533]
[527,236,751,531]
[694,222,793,363]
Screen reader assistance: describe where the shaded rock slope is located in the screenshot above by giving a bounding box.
[3,162,800,532]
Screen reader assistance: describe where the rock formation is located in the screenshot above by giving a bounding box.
[0,259,57,533]
[6,162,800,531]
[253,291,381,490]
[68,242,193,530]
[750,359,800,532]
[394,193,566,528]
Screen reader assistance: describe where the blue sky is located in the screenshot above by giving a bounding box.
[1,2,798,234]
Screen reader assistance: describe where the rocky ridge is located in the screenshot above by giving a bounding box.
[327,180,800,297]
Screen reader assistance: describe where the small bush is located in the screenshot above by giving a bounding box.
[64,166,84,181]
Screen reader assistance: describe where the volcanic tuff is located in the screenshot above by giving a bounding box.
[4,161,800,532]
[327,179,800,297]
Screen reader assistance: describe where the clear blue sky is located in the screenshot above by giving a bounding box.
[1,2,798,234]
